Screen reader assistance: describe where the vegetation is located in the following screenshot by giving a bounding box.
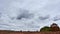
[40,26,51,32]
[40,23,60,32]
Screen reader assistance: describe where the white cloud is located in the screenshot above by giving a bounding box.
[0,0,60,31]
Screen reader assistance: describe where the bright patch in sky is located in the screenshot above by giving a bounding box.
[0,0,60,31]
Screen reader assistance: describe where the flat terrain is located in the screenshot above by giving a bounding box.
[0,30,60,34]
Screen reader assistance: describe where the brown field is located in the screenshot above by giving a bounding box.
[0,30,60,34]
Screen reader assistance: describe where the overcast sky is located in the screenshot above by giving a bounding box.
[0,0,60,31]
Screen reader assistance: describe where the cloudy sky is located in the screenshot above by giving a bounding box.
[0,0,60,31]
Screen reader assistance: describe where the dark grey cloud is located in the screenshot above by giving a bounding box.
[53,15,60,21]
[39,15,50,20]
[16,9,34,20]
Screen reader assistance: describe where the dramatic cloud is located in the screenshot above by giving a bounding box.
[0,0,60,31]
[16,9,34,20]
[39,15,50,20]
[53,15,60,21]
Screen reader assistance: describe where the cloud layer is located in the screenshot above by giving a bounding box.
[0,0,60,31]
[16,9,33,20]
[53,15,60,21]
